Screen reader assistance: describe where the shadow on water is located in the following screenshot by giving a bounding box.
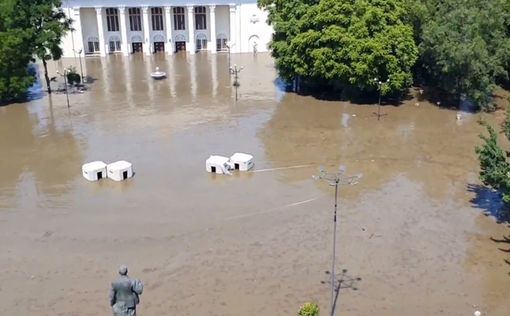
[489,235,510,268]
[416,86,479,113]
[271,77,413,106]
[467,184,510,224]
[320,269,362,315]
[467,183,510,270]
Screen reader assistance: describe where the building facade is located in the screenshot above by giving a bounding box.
[61,0,273,58]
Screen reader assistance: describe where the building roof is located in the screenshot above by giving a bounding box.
[82,161,107,171]
[107,160,132,170]
[230,153,253,162]
[206,155,229,165]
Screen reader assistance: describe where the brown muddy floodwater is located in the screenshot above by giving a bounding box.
[0,53,509,316]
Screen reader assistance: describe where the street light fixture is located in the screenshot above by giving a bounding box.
[56,68,70,108]
[313,166,362,316]
[374,78,390,120]
[229,64,244,101]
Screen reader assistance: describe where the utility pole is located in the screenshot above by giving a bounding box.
[374,78,390,120]
[313,166,362,316]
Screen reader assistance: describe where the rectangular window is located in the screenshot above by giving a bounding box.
[173,7,185,30]
[216,38,228,52]
[195,6,206,30]
[88,41,100,53]
[106,8,119,32]
[151,7,164,31]
[108,41,121,52]
[128,8,141,31]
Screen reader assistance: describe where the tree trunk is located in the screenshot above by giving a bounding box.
[42,59,51,94]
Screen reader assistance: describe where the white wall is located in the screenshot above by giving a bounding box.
[81,8,99,54]
[60,0,273,57]
[238,3,271,53]
[215,5,229,44]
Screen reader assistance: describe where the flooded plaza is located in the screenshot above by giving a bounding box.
[0,52,509,315]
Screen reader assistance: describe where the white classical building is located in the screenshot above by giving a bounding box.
[60,0,272,58]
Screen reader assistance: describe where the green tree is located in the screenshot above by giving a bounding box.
[0,0,35,102]
[476,121,510,203]
[259,0,418,96]
[419,0,510,111]
[258,0,319,83]
[20,0,72,94]
[298,302,319,316]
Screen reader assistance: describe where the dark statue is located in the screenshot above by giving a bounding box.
[110,265,143,316]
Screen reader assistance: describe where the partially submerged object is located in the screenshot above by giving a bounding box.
[150,67,166,80]
[82,161,107,181]
[229,153,254,171]
[107,160,134,181]
[206,155,232,174]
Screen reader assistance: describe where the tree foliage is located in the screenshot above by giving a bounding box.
[0,0,70,102]
[418,0,510,111]
[476,121,510,203]
[259,0,418,94]
[260,0,510,108]
[20,0,71,94]
[0,0,35,102]
[298,302,320,316]
[259,0,418,95]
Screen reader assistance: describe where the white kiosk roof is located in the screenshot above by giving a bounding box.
[108,160,132,170]
[230,153,253,162]
[207,155,230,164]
[82,161,107,170]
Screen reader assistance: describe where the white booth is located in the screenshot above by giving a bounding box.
[230,153,254,171]
[107,160,134,181]
[82,161,107,181]
[206,155,232,174]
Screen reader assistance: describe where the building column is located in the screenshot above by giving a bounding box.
[95,6,106,56]
[119,6,129,56]
[229,4,236,53]
[187,5,195,54]
[209,5,216,54]
[72,7,84,56]
[164,6,173,55]
[142,6,151,56]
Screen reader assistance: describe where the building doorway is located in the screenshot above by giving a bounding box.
[132,42,143,53]
[175,41,186,52]
[154,42,165,53]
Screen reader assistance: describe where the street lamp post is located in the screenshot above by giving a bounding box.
[226,41,234,74]
[374,78,390,120]
[56,68,70,108]
[313,166,362,316]
[77,48,85,84]
[229,64,243,101]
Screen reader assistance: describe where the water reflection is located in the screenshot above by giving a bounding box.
[258,92,486,200]
[0,101,84,208]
